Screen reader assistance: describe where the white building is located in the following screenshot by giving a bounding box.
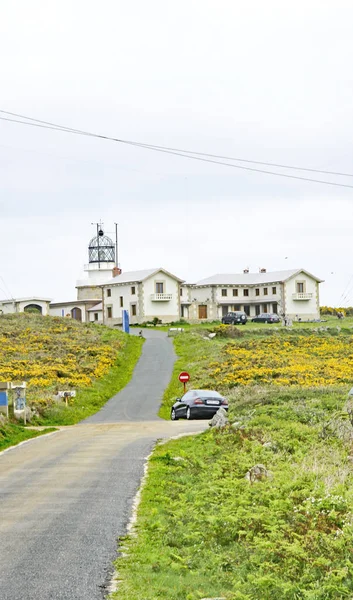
[49,299,102,322]
[47,230,323,324]
[0,297,51,316]
[180,269,322,322]
[77,268,183,325]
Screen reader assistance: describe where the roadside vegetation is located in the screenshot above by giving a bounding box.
[116,323,353,599]
[0,314,143,437]
[0,421,56,452]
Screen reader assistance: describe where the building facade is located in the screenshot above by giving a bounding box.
[180,269,322,322]
[0,298,51,316]
[77,268,183,325]
[46,231,323,324]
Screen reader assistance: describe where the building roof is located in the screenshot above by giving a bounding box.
[194,269,324,286]
[0,297,52,304]
[87,302,103,312]
[49,299,101,308]
[77,267,184,287]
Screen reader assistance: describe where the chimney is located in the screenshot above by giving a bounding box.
[243,268,249,274]
[259,268,267,273]
[112,267,122,277]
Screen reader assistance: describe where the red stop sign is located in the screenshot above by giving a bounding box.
[179,371,190,383]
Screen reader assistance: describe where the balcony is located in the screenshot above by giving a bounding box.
[150,293,172,301]
[292,293,313,300]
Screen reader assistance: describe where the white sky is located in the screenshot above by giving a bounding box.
[0,0,352,305]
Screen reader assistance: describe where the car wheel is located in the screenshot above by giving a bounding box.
[242,322,246,325]
[186,407,192,420]
[171,408,178,421]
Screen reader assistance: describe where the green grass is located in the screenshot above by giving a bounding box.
[36,333,143,425]
[118,325,353,599]
[0,422,56,452]
[115,386,353,600]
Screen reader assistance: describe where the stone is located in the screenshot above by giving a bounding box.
[14,406,37,423]
[245,464,271,483]
[209,407,228,428]
[208,333,217,339]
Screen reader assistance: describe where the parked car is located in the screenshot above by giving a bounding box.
[171,389,228,420]
[221,311,247,325]
[251,313,280,323]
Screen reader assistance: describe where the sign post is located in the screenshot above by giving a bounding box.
[179,371,190,394]
[0,382,9,418]
[11,382,27,424]
[58,390,76,407]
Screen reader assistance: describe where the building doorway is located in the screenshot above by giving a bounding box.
[243,305,250,316]
[198,305,207,319]
[24,304,43,314]
[71,307,82,321]
[222,305,229,316]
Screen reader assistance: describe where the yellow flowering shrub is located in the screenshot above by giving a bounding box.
[208,334,353,387]
[0,314,123,405]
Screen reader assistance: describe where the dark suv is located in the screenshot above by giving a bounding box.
[221,311,247,325]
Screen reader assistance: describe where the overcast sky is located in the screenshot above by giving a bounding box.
[1,1,352,305]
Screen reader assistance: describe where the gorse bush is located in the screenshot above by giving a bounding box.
[0,313,143,424]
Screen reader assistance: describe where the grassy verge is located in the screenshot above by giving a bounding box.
[0,422,56,452]
[115,386,353,600]
[118,327,353,599]
[159,327,353,418]
[37,333,143,425]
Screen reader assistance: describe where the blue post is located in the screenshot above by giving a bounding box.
[122,310,130,334]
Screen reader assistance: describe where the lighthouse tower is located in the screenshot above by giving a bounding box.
[85,229,116,282]
[76,226,119,300]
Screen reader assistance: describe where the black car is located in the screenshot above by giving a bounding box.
[171,389,228,420]
[251,313,280,323]
[221,311,247,325]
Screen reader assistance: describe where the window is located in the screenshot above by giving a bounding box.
[107,306,113,318]
[131,286,136,295]
[272,287,277,295]
[255,305,261,315]
[131,304,137,316]
[222,305,229,316]
[180,288,183,296]
[233,305,241,311]
[94,312,99,321]
[255,288,260,296]
[244,305,250,316]
[263,303,268,313]
[264,287,268,296]
[243,289,249,297]
[221,289,227,297]
[272,303,278,314]
[120,296,123,307]
[107,289,111,297]
[232,289,238,297]
[297,282,305,293]
[156,282,164,294]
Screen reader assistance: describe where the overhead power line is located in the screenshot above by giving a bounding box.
[1,109,352,178]
[1,110,352,189]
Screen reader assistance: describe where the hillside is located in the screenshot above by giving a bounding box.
[116,326,353,600]
[0,314,143,435]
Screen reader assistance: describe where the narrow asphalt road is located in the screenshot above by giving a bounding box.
[0,330,207,600]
